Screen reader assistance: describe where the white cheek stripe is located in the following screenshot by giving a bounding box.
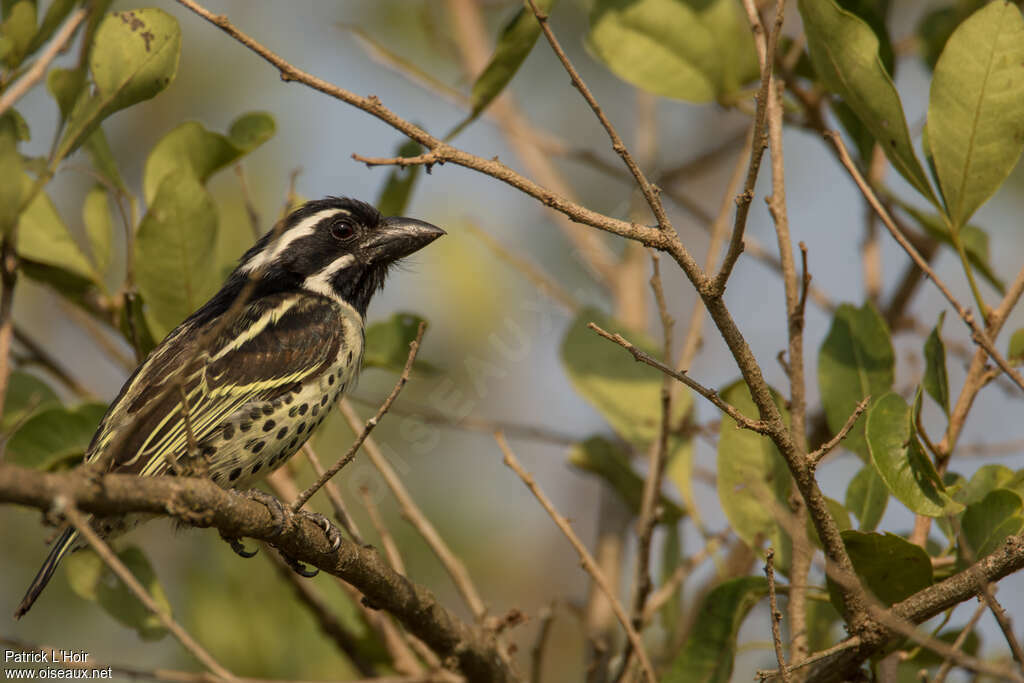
[302,254,356,303]
[240,208,350,273]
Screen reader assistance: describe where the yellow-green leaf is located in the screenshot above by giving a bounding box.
[588,0,758,103]
[928,1,1024,229]
[799,0,937,205]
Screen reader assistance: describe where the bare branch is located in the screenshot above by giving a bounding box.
[0,8,89,117]
[807,397,870,465]
[63,505,235,680]
[496,434,657,683]
[588,322,771,434]
[764,549,791,683]
[0,464,513,683]
[338,401,488,622]
[291,322,424,511]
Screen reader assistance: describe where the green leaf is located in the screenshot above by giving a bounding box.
[829,530,932,609]
[46,66,87,121]
[5,402,107,470]
[717,380,791,565]
[569,435,685,521]
[82,184,113,276]
[16,179,98,283]
[916,0,987,71]
[896,202,1004,292]
[923,311,950,415]
[845,464,888,531]
[1,0,36,67]
[25,0,74,55]
[375,140,422,218]
[0,112,24,234]
[866,392,963,517]
[68,546,170,640]
[362,312,432,373]
[85,126,127,195]
[588,0,758,103]
[958,464,1017,505]
[58,9,181,159]
[818,302,894,459]
[960,489,1024,563]
[135,170,218,338]
[798,0,937,204]
[1,370,59,432]
[662,577,767,683]
[561,307,690,446]
[143,112,276,204]
[836,0,894,75]
[1008,329,1024,362]
[928,1,1024,229]
[467,0,557,120]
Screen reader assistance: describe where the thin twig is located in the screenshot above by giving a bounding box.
[808,397,870,465]
[291,322,425,511]
[63,504,235,680]
[932,601,986,683]
[0,8,89,117]
[765,549,791,683]
[0,237,18,426]
[301,443,363,543]
[12,325,94,398]
[524,0,673,235]
[641,530,728,625]
[234,164,263,240]
[588,322,770,434]
[173,0,671,251]
[714,0,784,291]
[826,131,1024,394]
[496,434,657,683]
[359,485,406,575]
[466,223,579,311]
[529,604,556,683]
[338,401,488,622]
[979,584,1024,667]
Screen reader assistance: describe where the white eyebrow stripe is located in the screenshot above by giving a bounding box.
[240,208,350,273]
[301,254,356,303]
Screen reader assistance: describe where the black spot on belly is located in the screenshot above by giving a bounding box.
[251,462,262,475]
[328,374,335,385]
[297,422,307,434]
[288,437,298,450]
[347,350,353,363]
[249,408,261,420]
[240,421,252,432]
[311,404,320,417]
[289,405,298,417]
[291,383,303,394]
[262,404,273,416]
[201,445,216,458]
[263,420,276,432]
[251,441,265,453]
[298,404,308,416]
[277,426,288,440]
[320,394,329,406]
[229,468,241,482]
[284,394,294,405]
[223,424,235,439]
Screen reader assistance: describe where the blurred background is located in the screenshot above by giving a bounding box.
[3,1,1024,680]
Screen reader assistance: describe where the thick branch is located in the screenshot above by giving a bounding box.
[0,464,512,683]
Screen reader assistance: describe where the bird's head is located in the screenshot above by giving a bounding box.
[232,197,445,316]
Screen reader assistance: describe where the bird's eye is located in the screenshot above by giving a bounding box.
[330,221,356,241]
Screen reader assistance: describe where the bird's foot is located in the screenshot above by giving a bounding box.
[220,489,287,559]
[296,509,343,552]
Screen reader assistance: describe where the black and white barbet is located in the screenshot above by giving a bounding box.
[15,197,444,618]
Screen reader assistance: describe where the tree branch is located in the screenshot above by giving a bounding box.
[0,464,513,683]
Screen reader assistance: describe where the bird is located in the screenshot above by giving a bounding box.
[14,196,444,618]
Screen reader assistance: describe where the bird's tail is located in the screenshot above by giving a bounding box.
[14,528,79,619]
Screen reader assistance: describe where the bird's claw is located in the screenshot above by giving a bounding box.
[298,509,343,552]
[223,534,259,558]
[244,489,288,536]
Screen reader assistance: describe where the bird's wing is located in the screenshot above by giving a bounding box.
[87,293,354,475]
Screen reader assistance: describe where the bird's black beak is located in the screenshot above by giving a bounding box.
[365,216,446,263]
